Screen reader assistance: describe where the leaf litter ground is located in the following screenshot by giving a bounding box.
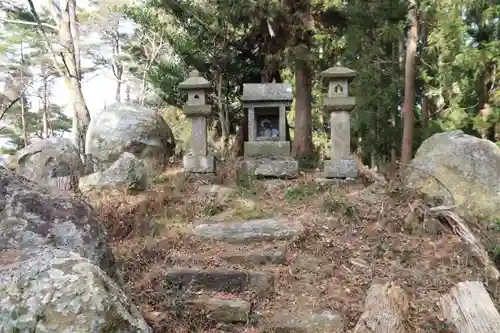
[88,166,492,333]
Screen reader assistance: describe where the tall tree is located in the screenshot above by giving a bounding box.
[401,0,418,165]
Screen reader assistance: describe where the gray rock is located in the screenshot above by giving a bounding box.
[164,268,274,297]
[186,296,251,323]
[0,167,120,283]
[16,137,84,185]
[407,130,500,224]
[192,218,303,243]
[0,248,151,333]
[85,103,175,170]
[240,157,298,178]
[79,152,150,191]
[264,310,344,333]
[220,248,286,265]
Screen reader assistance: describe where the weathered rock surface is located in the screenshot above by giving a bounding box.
[0,167,120,282]
[85,103,175,170]
[407,130,500,224]
[0,248,151,333]
[192,218,303,244]
[79,152,150,191]
[164,268,274,296]
[16,137,84,185]
[185,296,251,323]
[264,310,344,333]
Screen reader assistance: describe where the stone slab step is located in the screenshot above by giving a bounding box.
[185,294,251,323]
[168,245,287,267]
[262,310,344,333]
[164,268,274,297]
[192,218,303,244]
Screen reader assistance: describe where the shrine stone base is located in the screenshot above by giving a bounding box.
[244,141,291,158]
[183,155,216,173]
[323,158,358,178]
[240,157,298,179]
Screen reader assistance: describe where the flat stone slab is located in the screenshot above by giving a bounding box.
[192,218,303,244]
[220,248,286,265]
[164,268,274,296]
[264,310,344,333]
[240,157,298,178]
[323,158,357,178]
[186,296,251,323]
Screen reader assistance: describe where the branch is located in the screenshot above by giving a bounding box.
[26,0,66,78]
[0,17,57,30]
[0,96,21,123]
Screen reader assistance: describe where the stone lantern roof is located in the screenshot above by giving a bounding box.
[320,66,357,82]
[178,70,211,90]
[242,83,293,102]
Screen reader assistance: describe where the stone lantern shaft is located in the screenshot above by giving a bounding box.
[320,66,357,179]
[178,70,215,173]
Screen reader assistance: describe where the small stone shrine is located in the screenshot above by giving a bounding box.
[240,83,298,178]
[321,66,357,178]
[178,70,215,173]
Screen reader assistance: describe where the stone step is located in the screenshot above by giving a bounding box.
[262,310,344,333]
[167,245,287,267]
[184,294,252,323]
[192,218,303,244]
[164,268,274,297]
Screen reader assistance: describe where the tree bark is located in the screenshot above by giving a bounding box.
[435,210,499,290]
[440,281,500,333]
[293,60,314,160]
[353,282,409,333]
[41,64,49,138]
[401,0,418,166]
[59,0,91,155]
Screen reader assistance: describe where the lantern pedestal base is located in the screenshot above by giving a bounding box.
[183,155,215,174]
[323,158,357,178]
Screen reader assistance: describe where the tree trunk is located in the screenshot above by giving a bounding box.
[216,72,229,157]
[291,0,314,161]
[353,282,409,333]
[41,65,49,138]
[293,60,314,160]
[440,281,500,333]
[401,0,418,166]
[59,0,91,155]
[20,42,28,147]
[420,12,430,127]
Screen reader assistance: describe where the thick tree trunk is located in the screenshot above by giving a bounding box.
[440,281,500,333]
[401,1,418,165]
[293,61,314,160]
[353,282,409,333]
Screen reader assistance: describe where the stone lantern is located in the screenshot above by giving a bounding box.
[321,66,357,178]
[178,70,215,173]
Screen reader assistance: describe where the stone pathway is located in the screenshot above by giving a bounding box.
[162,217,344,332]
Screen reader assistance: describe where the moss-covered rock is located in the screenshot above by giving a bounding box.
[0,248,151,333]
[407,130,500,225]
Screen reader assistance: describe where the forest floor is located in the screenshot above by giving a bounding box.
[85,161,497,333]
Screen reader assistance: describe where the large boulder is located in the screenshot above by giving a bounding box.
[79,152,150,191]
[16,137,84,184]
[407,130,500,224]
[0,248,151,333]
[0,167,120,283]
[86,103,175,170]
